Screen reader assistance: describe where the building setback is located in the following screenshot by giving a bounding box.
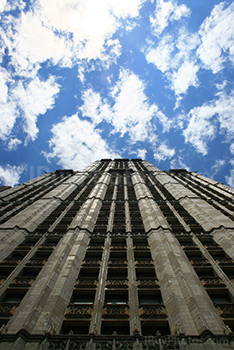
[0,158,234,349]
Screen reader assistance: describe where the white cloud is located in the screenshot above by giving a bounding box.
[7,138,22,151]
[170,156,190,170]
[230,143,234,155]
[0,0,145,148]
[99,39,122,69]
[137,149,147,159]
[43,114,119,170]
[145,1,234,101]
[170,60,199,95]
[80,69,171,143]
[154,143,175,162]
[13,76,60,143]
[0,164,26,186]
[0,67,59,144]
[0,0,145,77]
[14,0,143,68]
[110,69,158,141]
[183,90,234,155]
[210,159,225,179]
[2,0,25,12]
[225,160,234,188]
[6,12,72,75]
[145,28,200,97]
[150,0,190,37]
[0,67,19,140]
[145,35,175,73]
[0,0,7,13]
[80,88,112,125]
[197,2,234,73]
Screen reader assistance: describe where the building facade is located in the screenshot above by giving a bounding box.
[0,158,234,349]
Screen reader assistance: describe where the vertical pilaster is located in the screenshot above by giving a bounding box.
[0,172,93,260]
[89,234,111,335]
[6,172,111,334]
[132,171,227,336]
[89,173,117,334]
[127,234,141,335]
[155,172,234,259]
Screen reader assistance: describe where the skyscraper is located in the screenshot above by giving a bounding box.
[0,159,234,349]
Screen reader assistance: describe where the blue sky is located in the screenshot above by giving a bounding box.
[0,0,234,187]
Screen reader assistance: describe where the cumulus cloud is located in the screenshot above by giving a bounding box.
[0,0,7,13]
[170,60,199,95]
[80,88,112,125]
[0,0,144,76]
[0,69,59,144]
[146,2,234,99]
[154,143,175,162]
[197,2,234,73]
[43,114,119,170]
[170,156,190,170]
[2,12,72,76]
[150,0,190,37]
[145,35,175,73]
[7,138,22,151]
[13,76,60,142]
[145,29,200,97]
[230,143,234,155]
[183,90,234,155]
[0,164,26,186]
[80,69,171,143]
[0,0,146,150]
[0,67,19,140]
[225,160,234,188]
[110,69,158,141]
[210,159,225,179]
[137,149,147,159]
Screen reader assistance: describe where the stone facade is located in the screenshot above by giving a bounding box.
[0,159,234,349]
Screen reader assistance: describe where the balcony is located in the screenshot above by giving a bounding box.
[102,305,129,319]
[74,279,98,288]
[190,259,211,266]
[0,303,19,317]
[201,277,225,288]
[135,260,153,266]
[215,304,234,318]
[82,259,100,266]
[9,277,35,288]
[137,279,160,288]
[139,305,167,319]
[108,259,127,266]
[106,279,128,288]
[64,305,92,319]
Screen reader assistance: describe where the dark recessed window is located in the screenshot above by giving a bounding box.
[138,291,162,305]
[105,290,128,304]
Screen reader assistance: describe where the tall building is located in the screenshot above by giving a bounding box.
[0,159,234,349]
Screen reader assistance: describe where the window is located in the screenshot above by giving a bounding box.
[101,321,129,335]
[141,321,170,336]
[195,268,215,278]
[107,268,127,279]
[105,290,128,305]
[61,320,90,334]
[136,268,156,279]
[2,289,27,303]
[79,267,99,278]
[207,289,232,304]
[138,291,162,305]
[71,290,95,304]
